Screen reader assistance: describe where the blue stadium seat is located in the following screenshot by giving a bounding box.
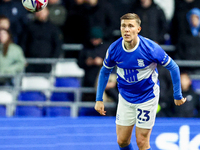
[191,79,200,93]
[18,92,47,101]
[15,106,44,117]
[50,92,69,102]
[51,77,81,101]
[49,62,84,116]
[15,91,46,117]
[0,106,6,116]
[45,107,70,116]
[47,77,80,116]
[78,107,100,116]
[55,77,81,87]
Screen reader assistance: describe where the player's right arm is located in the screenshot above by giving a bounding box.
[95,43,117,115]
[95,66,113,115]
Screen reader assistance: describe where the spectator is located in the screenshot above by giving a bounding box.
[0,15,10,30]
[0,28,26,86]
[64,0,116,44]
[48,0,67,31]
[77,0,116,102]
[186,8,200,37]
[0,0,28,44]
[170,0,200,45]
[77,27,105,101]
[174,72,200,117]
[106,0,136,31]
[85,0,116,45]
[78,37,105,88]
[63,0,90,44]
[131,0,168,44]
[78,0,116,85]
[176,8,200,73]
[154,0,175,23]
[20,7,63,73]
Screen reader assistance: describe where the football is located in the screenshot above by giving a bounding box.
[22,0,48,12]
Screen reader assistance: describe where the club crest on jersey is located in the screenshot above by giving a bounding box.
[137,59,145,67]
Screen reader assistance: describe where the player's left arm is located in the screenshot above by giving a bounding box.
[164,59,187,106]
[150,44,186,106]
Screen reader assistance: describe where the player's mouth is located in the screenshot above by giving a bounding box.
[124,34,130,37]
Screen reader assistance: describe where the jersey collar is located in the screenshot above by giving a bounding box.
[122,36,140,52]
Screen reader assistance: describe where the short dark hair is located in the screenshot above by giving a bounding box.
[0,15,9,21]
[120,13,141,26]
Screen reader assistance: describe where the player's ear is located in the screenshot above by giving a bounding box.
[137,26,141,33]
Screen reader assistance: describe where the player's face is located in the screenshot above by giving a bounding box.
[120,19,141,43]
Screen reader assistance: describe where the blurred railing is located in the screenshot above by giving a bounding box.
[0,57,116,117]
[0,44,200,117]
[61,43,176,52]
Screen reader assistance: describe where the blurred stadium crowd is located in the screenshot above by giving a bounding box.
[0,0,200,118]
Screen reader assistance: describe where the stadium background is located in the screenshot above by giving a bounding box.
[0,0,200,150]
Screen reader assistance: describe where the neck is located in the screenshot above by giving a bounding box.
[124,38,138,50]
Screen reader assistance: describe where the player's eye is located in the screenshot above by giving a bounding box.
[121,24,126,28]
[129,24,134,27]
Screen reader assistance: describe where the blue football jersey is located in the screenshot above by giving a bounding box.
[103,35,171,103]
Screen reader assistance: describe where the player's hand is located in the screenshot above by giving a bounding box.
[94,101,106,116]
[174,97,187,106]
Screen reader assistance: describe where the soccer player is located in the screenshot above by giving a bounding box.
[94,13,186,150]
